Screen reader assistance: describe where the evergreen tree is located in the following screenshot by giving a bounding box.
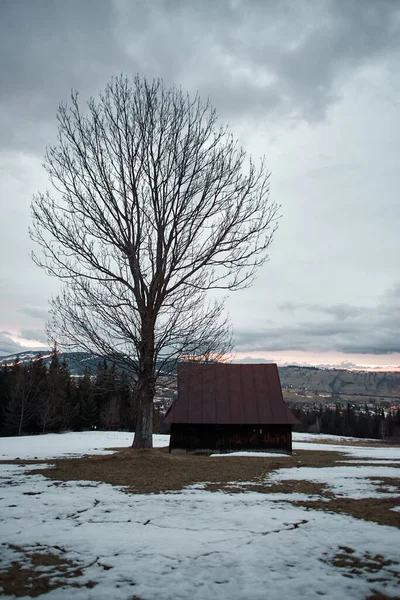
[58,357,75,431]
[5,358,40,435]
[30,355,48,433]
[37,346,68,432]
[77,369,97,429]
[98,364,121,430]
[0,365,11,435]
[118,371,133,430]
[94,360,112,429]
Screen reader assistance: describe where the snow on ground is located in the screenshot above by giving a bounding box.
[293,432,377,443]
[266,465,400,499]
[294,441,400,459]
[1,431,400,599]
[1,430,398,462]
[341,459,400,464]
[1,462,400,600]
[0,431,170,460]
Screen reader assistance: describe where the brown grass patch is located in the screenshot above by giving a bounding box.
[21,447,347,494]
[328,547,398,574]
[3,446,399,530]
[0,544,98,597]
[320,546,400,598]
[298,438,400,448]
[292,497,400,529]
[366,594,400,600]
[204,479,333,497]
[204,478,400,528]
[367,477,400,494]
[338,462,400,469]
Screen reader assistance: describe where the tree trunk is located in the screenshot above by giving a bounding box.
[132,380,154,448]
[132,315,156,449]
[18,405,24,436]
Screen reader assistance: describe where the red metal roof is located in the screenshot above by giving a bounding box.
[164,362,299,425]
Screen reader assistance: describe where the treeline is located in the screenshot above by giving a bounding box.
[3,353,400,441]
[290,403,400,440]
[0,350,164,437]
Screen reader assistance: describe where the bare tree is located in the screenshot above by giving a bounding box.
[31,75,279,448]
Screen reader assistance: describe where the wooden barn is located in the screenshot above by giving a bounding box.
[164,362,299,455]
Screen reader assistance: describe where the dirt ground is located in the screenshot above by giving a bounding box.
[20,446,346,493]
[1,443,400,599]
[0,544,98,597]
[298,438,400,447]
[2,445,398,529]
[320,546,400,595]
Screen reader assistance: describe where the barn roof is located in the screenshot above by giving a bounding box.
[164,362,299,425]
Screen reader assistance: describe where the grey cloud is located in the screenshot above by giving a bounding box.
[385,283,400,300]
[0,0,131,152]
[235,283,400,355]
[279,360,400,371]
[0,332,24,356]
[19,329,48,344]
[235,321,400,355]
[279,302,364,321]
[323,305,365,321]
[1,0,400,153]
[18,305,48,320]
[118,0,400,122]
[1,0,400,367]
[337,361,361,369]
[233,356,275,364]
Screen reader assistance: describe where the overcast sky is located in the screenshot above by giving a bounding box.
[1,0,400,370]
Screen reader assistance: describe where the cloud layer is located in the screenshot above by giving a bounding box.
[1,0,400,365]
[0,332,24,356]
[1,0,400,153]
[235,284,400,355]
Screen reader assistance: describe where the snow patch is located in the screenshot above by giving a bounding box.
[266,465,400,499]
[0,432,170,460]
[0,463,399,600]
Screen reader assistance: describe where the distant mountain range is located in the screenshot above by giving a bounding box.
[1,351,399,399]
[279,365,400,400]
[0,351,175,377]
[0,351,103,374]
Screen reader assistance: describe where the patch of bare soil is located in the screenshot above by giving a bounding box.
[0,544,98,597]
[3,447,399,530]
[366,595,400,600]
[338,462,400,469]
[204,479,333,497]
[203,478,400,528]
[320,546,400,599]
[22,447,347,494]
[366,477,400,494]
[291,497,400,529]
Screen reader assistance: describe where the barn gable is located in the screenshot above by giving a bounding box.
[165,362,299,454]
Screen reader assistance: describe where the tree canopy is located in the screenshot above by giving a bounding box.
[31,75,279,447]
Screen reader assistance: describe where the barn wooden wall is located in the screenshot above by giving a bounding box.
[169,424,292,454]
